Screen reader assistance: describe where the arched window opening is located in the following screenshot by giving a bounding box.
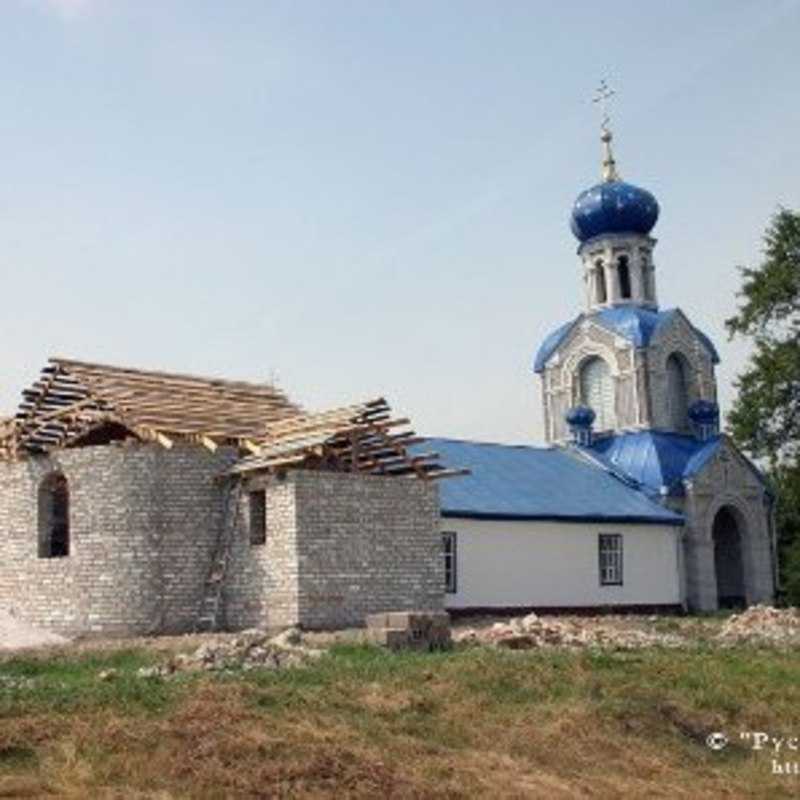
[618,255,632,299]
[579,356,615,431]
[712,507,746,609]
[639,255,651,301]
[666,353,691,431]
[38,473,69,558]
[594,260,607,304]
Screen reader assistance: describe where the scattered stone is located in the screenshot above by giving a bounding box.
[136,628,325,677]
[453,612,684,650]
[136,665,170,679]
[716,605,800,647]
[97,668,118,681]
[0,673,36,691]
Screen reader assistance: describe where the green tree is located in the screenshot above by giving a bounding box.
[726,208,800,603]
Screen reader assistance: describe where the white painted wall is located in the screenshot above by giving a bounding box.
[441,517,682,609]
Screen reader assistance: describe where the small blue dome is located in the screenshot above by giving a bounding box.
[571,180,659,243]
[565,405,596,428]
[688,400,719,425]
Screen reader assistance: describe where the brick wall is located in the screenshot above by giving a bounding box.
[0,444,443,635]
[292,470,443,629]
[0,441,235,636]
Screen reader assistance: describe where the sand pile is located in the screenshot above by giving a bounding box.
[0,609,69,651]
[454,612,684,650]
[716,605,800,646]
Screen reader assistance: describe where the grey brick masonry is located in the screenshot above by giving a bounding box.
[0,442,443,636]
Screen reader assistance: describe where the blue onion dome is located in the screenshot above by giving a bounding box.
[571,180,660,243]
[565,405,596,428]
[688,399,720,425]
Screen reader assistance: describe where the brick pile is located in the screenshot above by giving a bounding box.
[365,611,451,651]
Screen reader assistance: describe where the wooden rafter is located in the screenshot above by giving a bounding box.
[231,399,468,480]
[4,357,301,457]
[1,357,467,482]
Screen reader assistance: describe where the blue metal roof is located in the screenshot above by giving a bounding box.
[588,431,773,500]
[415,438,684,525]
[586,431,722,497]
[533,315,580,372]
[533,307,720,373]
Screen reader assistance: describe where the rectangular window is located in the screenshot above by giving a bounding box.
[38,473,70,559]
[442,532,457,593]
[249,491,266,546]
[599,533,623,586]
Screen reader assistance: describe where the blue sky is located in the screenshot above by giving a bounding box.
[1,0,798,443]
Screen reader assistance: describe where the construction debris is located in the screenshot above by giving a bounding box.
[715,605,800,647]
[453,612,685,650]
[137,628,324,677]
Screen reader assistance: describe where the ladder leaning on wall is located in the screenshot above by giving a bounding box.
[195,478,244,632]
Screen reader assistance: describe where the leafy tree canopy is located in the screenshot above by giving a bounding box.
[726,208,800,466]
[727,208,800,603]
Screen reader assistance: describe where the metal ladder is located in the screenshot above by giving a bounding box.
[196,478,243,632]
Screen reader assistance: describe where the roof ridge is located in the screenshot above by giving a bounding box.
[49,356,285,392]
[422,435,555,451]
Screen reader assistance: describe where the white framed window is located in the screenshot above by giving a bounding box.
[599,533,623,586]
[442,532,457,593]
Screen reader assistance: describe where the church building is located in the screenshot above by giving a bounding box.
[428,122,777,613]
[0,117,779,638]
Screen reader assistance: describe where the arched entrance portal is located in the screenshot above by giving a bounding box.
[712,507,746,609]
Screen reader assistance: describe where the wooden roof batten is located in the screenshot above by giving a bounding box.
[230,399,468,481]
[4,357,302,457]
[1,357,467,482]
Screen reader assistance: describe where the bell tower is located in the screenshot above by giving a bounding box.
[533,84,720,444]
[571,83,660,313]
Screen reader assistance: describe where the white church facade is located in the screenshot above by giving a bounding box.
[424,124,777,614]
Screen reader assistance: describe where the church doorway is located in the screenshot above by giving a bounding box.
[712,507,746,609]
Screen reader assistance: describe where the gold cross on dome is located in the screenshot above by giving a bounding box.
[593,80,615,132]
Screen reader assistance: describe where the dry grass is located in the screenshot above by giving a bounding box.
[1,644,799,798]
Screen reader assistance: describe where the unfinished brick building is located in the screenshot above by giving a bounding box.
[0,358,456,637]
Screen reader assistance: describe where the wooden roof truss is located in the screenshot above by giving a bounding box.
[231,399,466,480]
[3,357,301,457]
[1,358,465,481]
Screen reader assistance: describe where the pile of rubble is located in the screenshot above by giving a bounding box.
[454,613,684,650]
[716,605,800,647]
[136,628,324,678]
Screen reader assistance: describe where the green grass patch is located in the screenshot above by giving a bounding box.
[0,648,183,717]
[1,642,800,798]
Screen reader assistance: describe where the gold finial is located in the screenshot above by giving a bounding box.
[593,80,620,182]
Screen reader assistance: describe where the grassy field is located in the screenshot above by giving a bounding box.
[1,642,799,799]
